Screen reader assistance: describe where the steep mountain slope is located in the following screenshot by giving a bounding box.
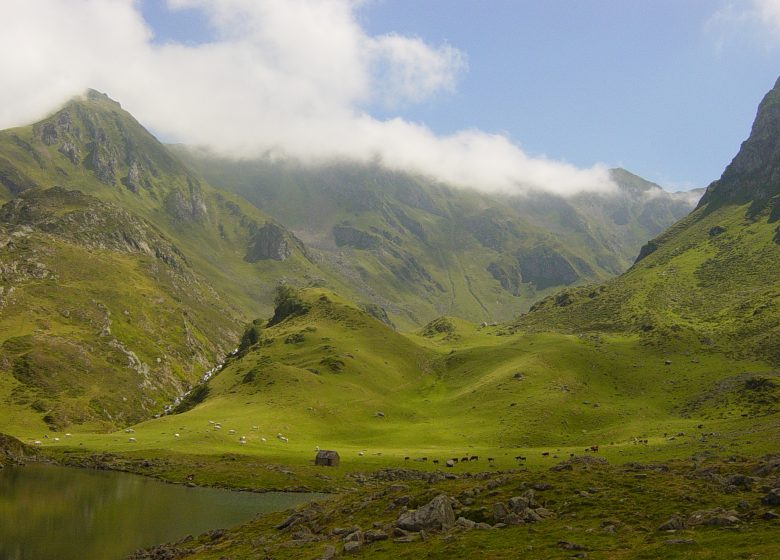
[518,77,780,366]
[175,151,699,327]
[0,187,242,431]
[0,91,328,316]
[0,91,357,430]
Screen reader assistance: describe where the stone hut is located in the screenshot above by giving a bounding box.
[315,450,340,467]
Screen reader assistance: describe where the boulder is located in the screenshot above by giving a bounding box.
[343,541,361,554]
[687,508,740,527]
[492,502,509,523]
[364,529,388,543]
[763,488,780,506]
[508,496,529,512]
[395,495,455,532]
[657,516,686,531]
[455,517,476,530]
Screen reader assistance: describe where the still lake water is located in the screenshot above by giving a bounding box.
[0,463,322,560]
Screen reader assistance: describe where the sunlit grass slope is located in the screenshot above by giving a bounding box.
[29,288,778,471]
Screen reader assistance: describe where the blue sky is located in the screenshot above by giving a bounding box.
[3,1,777,195]
[136,0,780,191]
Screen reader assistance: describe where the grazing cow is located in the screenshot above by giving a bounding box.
[469,455,479,461]
[541,452,550,457]
[404,456,410,461]
[452,458,459,463]
[487,457,494,463]
[422,457,428,462]
[515,455,526,461]
[589,445,599,452]
[432,459,439,465]
[461,457,469,463]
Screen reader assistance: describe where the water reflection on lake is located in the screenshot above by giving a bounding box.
[0,463,322,560]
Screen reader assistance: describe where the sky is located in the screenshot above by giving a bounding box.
[1,1,779,196]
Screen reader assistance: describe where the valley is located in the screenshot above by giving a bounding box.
[0,79,779,560]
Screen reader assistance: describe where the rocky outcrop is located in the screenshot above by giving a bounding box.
[516,246,579,290]
[360,303,395,328]
[84,128,120,185]
[465,213,518,252]
[0,187,187,269]
[165,177,208,222]
[699,76,780,215]
[333,225,381,250]
[0,433,35,467]
[0,156,37,195]
[487,261,523,295]
[395,495,455,532]
[122,160,150,193]
[245,223,293,262]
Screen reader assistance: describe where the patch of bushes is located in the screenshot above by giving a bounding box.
[268,284,309,326]
[173,384,210,414]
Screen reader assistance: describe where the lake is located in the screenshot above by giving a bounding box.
[0,463,322,560]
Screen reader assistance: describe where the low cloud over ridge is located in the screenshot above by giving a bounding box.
[0,0,614,196]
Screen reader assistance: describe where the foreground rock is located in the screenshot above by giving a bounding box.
[395,495,455,532]
[492,490,556,525]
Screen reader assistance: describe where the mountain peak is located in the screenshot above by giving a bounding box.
[29,89,185,189]
[698,76,780,214]
[83,88,122,108]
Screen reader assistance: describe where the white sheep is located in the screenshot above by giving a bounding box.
[261,437,267,442]
[128,437,137,443]
[125,428,135,433]
[174,433,180,438]
[228,429,236,435]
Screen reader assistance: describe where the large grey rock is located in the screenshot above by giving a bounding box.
[364,529,388,543]
[245,223,293,261]
[763,488,780,505]
[395,495,455,532]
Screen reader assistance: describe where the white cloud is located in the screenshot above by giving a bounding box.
[755,0,780,30]
[0,0,615,196]
[706,0,780,48]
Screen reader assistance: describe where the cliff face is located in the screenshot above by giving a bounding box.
[245,223,297,261]
[698,77,780,216]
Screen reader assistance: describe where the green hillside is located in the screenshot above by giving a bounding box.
[2,82,779,559]
[175,150,699,327]
[0,91,360,429]
[518,77,780,367]
[0,187,244,431]
[0,90,333,317]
